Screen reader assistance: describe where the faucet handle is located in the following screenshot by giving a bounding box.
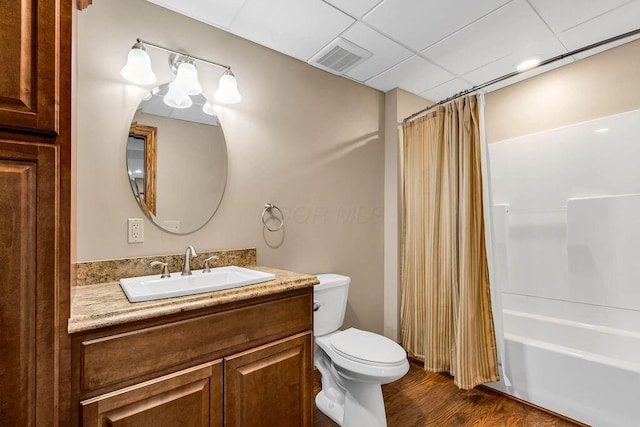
[203,255,219,273]
[150,261,170,278]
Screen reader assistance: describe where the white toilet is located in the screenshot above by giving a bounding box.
[313,274,409,427]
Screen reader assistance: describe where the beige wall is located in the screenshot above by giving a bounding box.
[76,0,385,333]
[485,38,640,142]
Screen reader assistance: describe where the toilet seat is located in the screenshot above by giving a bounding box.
[315,330,409,385]
[329,328,407,367]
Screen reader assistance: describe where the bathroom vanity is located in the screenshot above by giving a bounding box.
[68,264,317,427]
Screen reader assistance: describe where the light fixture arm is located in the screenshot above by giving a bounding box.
[136,38,232,72]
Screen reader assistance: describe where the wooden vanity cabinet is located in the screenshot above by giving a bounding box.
[81,360,223,427]
[71,288,313,427]
[225,332,312,427]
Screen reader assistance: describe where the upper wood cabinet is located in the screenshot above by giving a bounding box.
[0,0,63,134]
[0,0,72,425]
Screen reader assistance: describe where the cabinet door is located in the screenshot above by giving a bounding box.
[0,141,57,426]
[0,0,63,133]
[80,361,223,427]
[225,332,312,427]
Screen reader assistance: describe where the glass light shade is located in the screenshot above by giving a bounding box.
[214,71,241,104]
[202,101,216,116]
[173,62,202,95]
[163,83,192,109]
[120,47,157,85]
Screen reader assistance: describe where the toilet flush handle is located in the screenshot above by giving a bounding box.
[313,301,321,311]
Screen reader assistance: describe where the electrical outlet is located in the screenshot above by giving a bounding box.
[128,218,144,243]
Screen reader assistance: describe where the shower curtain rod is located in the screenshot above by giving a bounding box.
[404,27,640,123]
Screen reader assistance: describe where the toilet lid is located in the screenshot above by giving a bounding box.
[329,328,406,366]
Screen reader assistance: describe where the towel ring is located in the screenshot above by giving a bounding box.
[262,203,284,232]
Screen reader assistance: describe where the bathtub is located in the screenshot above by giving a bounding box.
[485,108,640,427]
[487,302,640,426]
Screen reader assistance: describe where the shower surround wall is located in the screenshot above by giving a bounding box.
[478,38,640,425]
[487,109,640,426]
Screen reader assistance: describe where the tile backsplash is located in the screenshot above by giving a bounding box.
[74,248,257,286]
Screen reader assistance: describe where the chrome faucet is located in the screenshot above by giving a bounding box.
[181,245,198,276]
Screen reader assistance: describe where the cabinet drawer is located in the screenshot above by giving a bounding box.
[81,294,311,392]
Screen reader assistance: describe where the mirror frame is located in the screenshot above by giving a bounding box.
[128,122,157,216]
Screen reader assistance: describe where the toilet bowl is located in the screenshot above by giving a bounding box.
[313,274,409,427]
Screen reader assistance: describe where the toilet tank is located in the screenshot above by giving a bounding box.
[314,274,350,337]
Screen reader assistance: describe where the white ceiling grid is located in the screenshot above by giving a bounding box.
[146,0,640,102]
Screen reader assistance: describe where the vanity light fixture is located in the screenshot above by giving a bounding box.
[120,42,157,85]
[171,60,202,96]
[121,38,242,110]
[214,70,242,104]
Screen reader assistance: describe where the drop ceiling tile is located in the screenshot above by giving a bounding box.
[229,0,355,61]
[419,78,474,103]
[422,0,567,76]
[463,37,569,85]
[145,0,246,29]
[477,57,574,92]
[528,0,631,33]
[558,0,640,51]
[322,0,382,18]
[340,23,413,82]
[366,55,454,93]
[363,0,510,51]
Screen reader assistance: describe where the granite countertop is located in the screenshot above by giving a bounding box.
[68,266,319,334]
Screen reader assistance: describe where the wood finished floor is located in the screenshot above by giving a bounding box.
[313,361,582,427]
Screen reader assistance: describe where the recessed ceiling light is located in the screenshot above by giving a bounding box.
[595,128,609,133]
[516,58,541,72]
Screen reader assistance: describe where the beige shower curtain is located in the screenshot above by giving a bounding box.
[400,95,499,390]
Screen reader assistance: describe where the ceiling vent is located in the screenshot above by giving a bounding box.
[309,38,373,75]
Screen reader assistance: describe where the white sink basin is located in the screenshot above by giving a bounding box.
[119,266,276,303]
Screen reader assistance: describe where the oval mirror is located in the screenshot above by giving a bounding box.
[126,82,227,234]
